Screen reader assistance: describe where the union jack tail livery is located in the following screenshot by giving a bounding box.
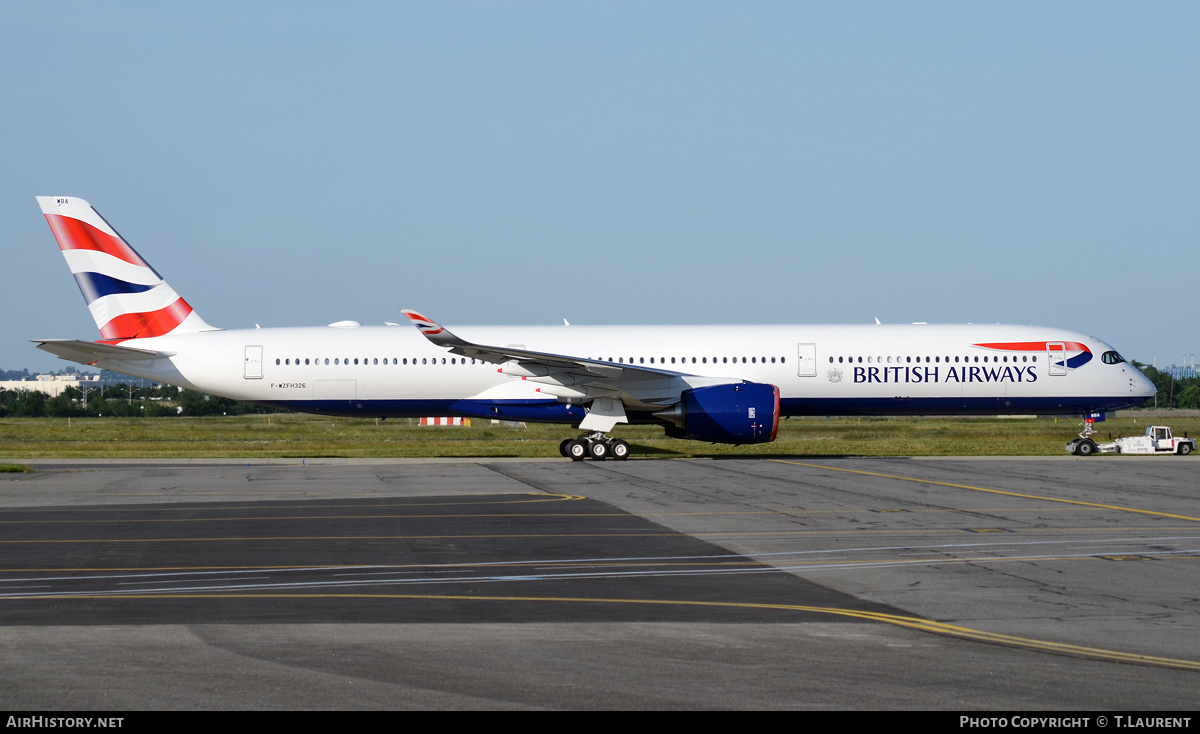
[36,197,216,343]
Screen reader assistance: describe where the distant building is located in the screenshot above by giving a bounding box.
[1146,366,1200,380]
[0,374,101,398]
[1162,367,1199,380]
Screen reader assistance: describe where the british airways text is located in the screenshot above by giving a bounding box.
[853,365,1038,384]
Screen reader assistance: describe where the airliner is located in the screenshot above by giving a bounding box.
[33,196,1156,459]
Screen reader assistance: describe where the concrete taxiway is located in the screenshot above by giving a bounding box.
[1,456,1198,709]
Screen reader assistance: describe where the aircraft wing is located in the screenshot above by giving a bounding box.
[33,339,174,366]
[400,310,736,408]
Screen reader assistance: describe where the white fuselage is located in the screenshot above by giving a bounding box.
[90,322,1155,423]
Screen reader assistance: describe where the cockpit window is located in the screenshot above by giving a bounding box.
[1101,351,1126,365]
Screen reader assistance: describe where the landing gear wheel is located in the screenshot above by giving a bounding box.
[1076,439,1096,457]
[589,440,609,461]
[610,439,630,461]
[559,438,574,457]
[566,440,587,461]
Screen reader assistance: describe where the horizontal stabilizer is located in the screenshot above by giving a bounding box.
[32,339,174,366]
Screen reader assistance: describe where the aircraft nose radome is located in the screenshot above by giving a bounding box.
[1136,370,1157,398]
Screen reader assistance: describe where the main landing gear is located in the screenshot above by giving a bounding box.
[559,432,631,461]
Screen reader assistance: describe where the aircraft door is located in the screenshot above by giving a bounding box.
[796,343,817,377]
[244,345,263,379]
[1047,342,1067,376]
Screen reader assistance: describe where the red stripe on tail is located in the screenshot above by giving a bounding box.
[44,214,148,267]
[99,298,193,341]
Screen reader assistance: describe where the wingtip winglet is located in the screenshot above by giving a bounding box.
[400,309,445,336]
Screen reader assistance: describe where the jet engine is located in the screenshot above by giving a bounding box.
[657,382,779,444]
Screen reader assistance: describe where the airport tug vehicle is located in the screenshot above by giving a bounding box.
[1067,424,1195,457]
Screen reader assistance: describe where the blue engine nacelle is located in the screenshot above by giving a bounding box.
[661,382,780,444]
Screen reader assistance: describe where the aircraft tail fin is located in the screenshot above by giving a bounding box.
[36,196,217,342]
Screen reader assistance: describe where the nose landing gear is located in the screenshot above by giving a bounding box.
[559,432,631,461]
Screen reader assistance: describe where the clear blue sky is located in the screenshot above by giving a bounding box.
[3,2,1197,373]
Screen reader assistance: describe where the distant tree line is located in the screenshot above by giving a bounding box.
[1134,363,1200,410]
[0,383,281,418]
